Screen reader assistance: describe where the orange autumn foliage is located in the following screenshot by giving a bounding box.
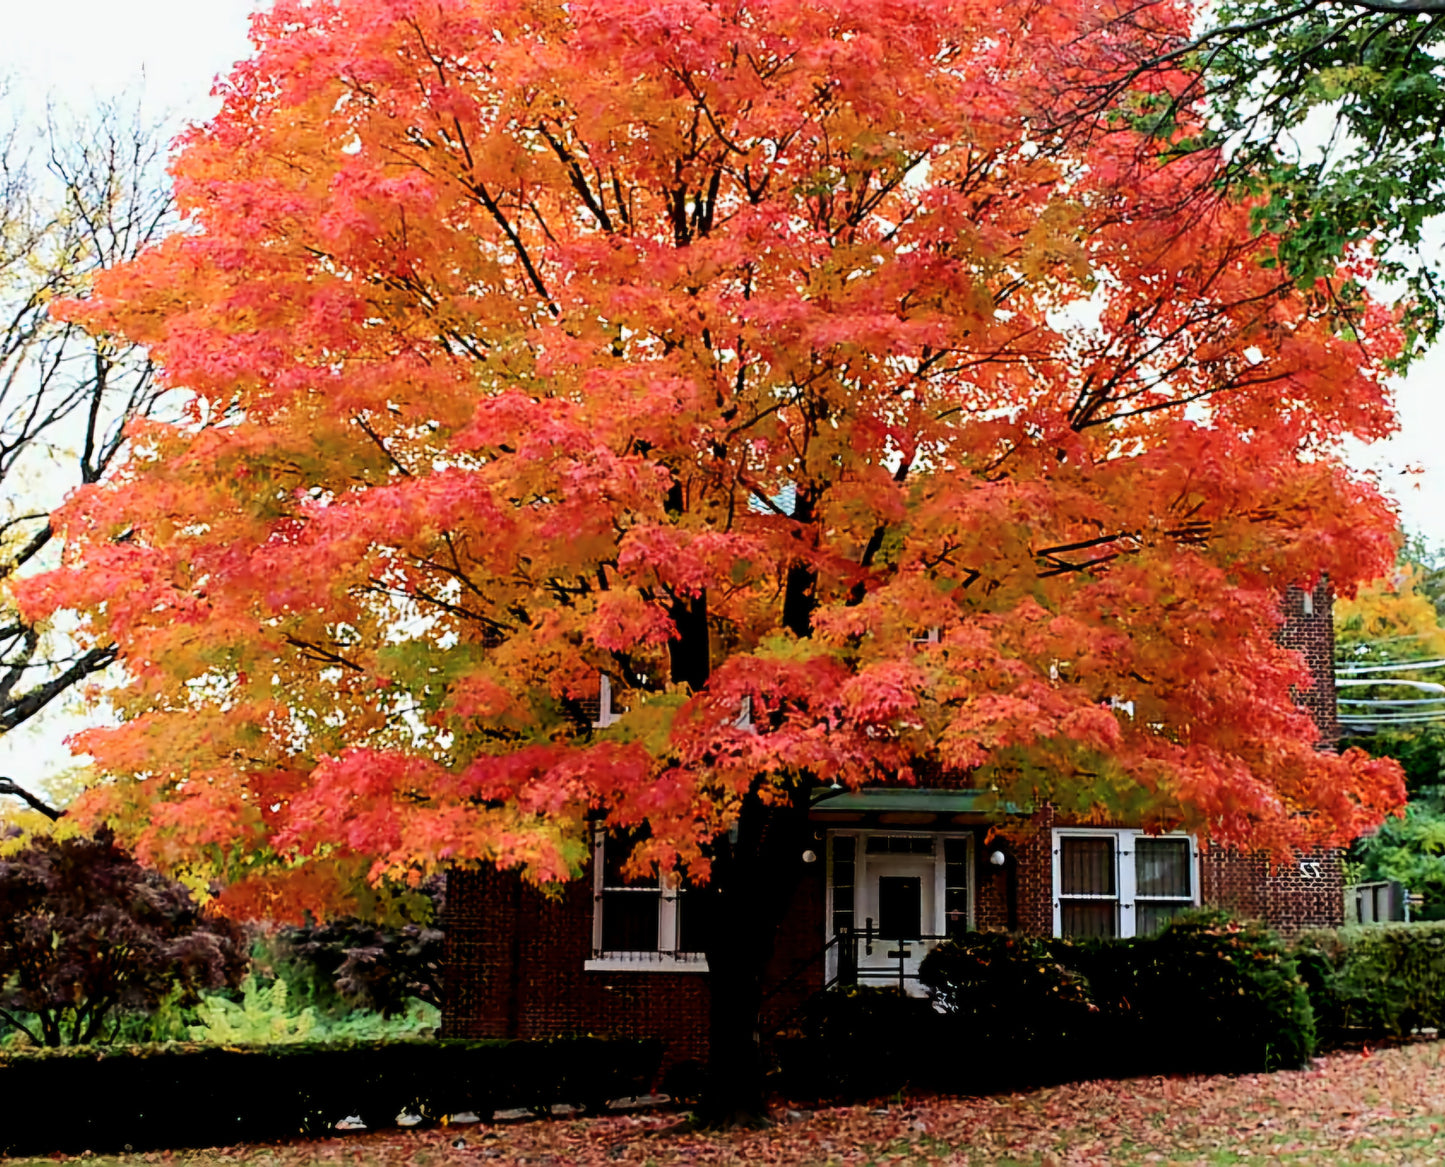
[20,0,1404,917]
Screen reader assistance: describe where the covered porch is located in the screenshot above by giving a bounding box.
[808,787,1016,994]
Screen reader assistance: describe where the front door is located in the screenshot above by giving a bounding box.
[857,837,936,989]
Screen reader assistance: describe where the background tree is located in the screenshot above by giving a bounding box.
[0,94,173,815]
[262,881,444,1017]
[1335,539,1445,915]
[1090,0,1445,362]
[1350,798,1445,917]
[0,829,246,1046]
[1336,538,1445,780]
[19,0,1406,1117]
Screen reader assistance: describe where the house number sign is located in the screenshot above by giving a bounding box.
[1299,861,1323,879]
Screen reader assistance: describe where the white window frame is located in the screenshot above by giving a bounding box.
[1051,828,1199,939]
[592,673,622,728]
[585,829,708,973]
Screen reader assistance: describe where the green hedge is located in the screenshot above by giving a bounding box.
[775,985,952,1099]
[0,1036,661,1158]
[780,913,1315,1099]
[783,919,1445,1099]
[1295,921,1445,1047]
[1072,914,1316,1075]
[923,913,1313,1078]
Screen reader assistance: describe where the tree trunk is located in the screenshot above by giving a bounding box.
[39,1009,60,1048]
[696,782,811,1127]
[701,939,770,1125]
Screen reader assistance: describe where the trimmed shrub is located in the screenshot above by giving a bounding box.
[775,985,950,1098]
[917,931,1097,1049]
[0,1036,661,1158]
[1295,921,1445,1046]
[1071,912,1315,1075]
[780,913,1314,1097]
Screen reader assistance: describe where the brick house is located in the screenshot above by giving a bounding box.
[442,583,1344,1063]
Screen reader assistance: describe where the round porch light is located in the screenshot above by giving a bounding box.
[801,849,818,864]
[989,850,1007,866]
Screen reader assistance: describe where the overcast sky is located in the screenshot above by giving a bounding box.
[7,0,1443,538]
[6,0,1441,536]
[1,1,1443,782]
[4,0,256,123]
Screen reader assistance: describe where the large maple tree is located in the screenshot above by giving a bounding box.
[21,0,1406,1114]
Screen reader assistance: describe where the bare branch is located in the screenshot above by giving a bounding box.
[0,644,119,734]
[0,778,61,821]
[0,94,173,740]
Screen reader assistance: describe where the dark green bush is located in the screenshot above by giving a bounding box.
[1070,912,1315,1074]
[1295,921,1445,1046]
[778,913,1315,1097]
[258,882,444,1018]
[0,1036,661,1157]
[775,985,949,1098]
[917,931,1097,1049]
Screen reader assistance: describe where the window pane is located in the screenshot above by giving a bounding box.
[944,837,969,937]
[1135,838,1191,898]
[1137,900,1188,936]
[1060,837,1116,896]
[945,887,969,938]
[831,836,855,935]
[1061,900,1117,939]
[675,888,711,954]
[866,835,934,855]
[600,890,659,951]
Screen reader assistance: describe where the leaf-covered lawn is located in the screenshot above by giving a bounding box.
[21,1042,1445,1166]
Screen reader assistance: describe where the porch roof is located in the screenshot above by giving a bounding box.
[809,787,1020,815]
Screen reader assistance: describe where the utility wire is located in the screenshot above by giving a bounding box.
[1336,658,1445,674]
[1338,697,1445,706]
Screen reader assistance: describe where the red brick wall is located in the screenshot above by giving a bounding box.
[1200,845,1343,933]
[442,859,828,1067]
[1281,580,1339,746]
[1199,844,1267,921]
[1265,848,1346,932]
[1009,812,1056,936]
[443,866,712,1062]
[974,857,1010,931]
[443,830,1343,1062]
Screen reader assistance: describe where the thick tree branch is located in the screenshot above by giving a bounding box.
[0,1006,42,1046]
[0,778,62,821]
[0,644,118,733]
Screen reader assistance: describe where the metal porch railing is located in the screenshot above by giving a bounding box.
[759,921,953,1039]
